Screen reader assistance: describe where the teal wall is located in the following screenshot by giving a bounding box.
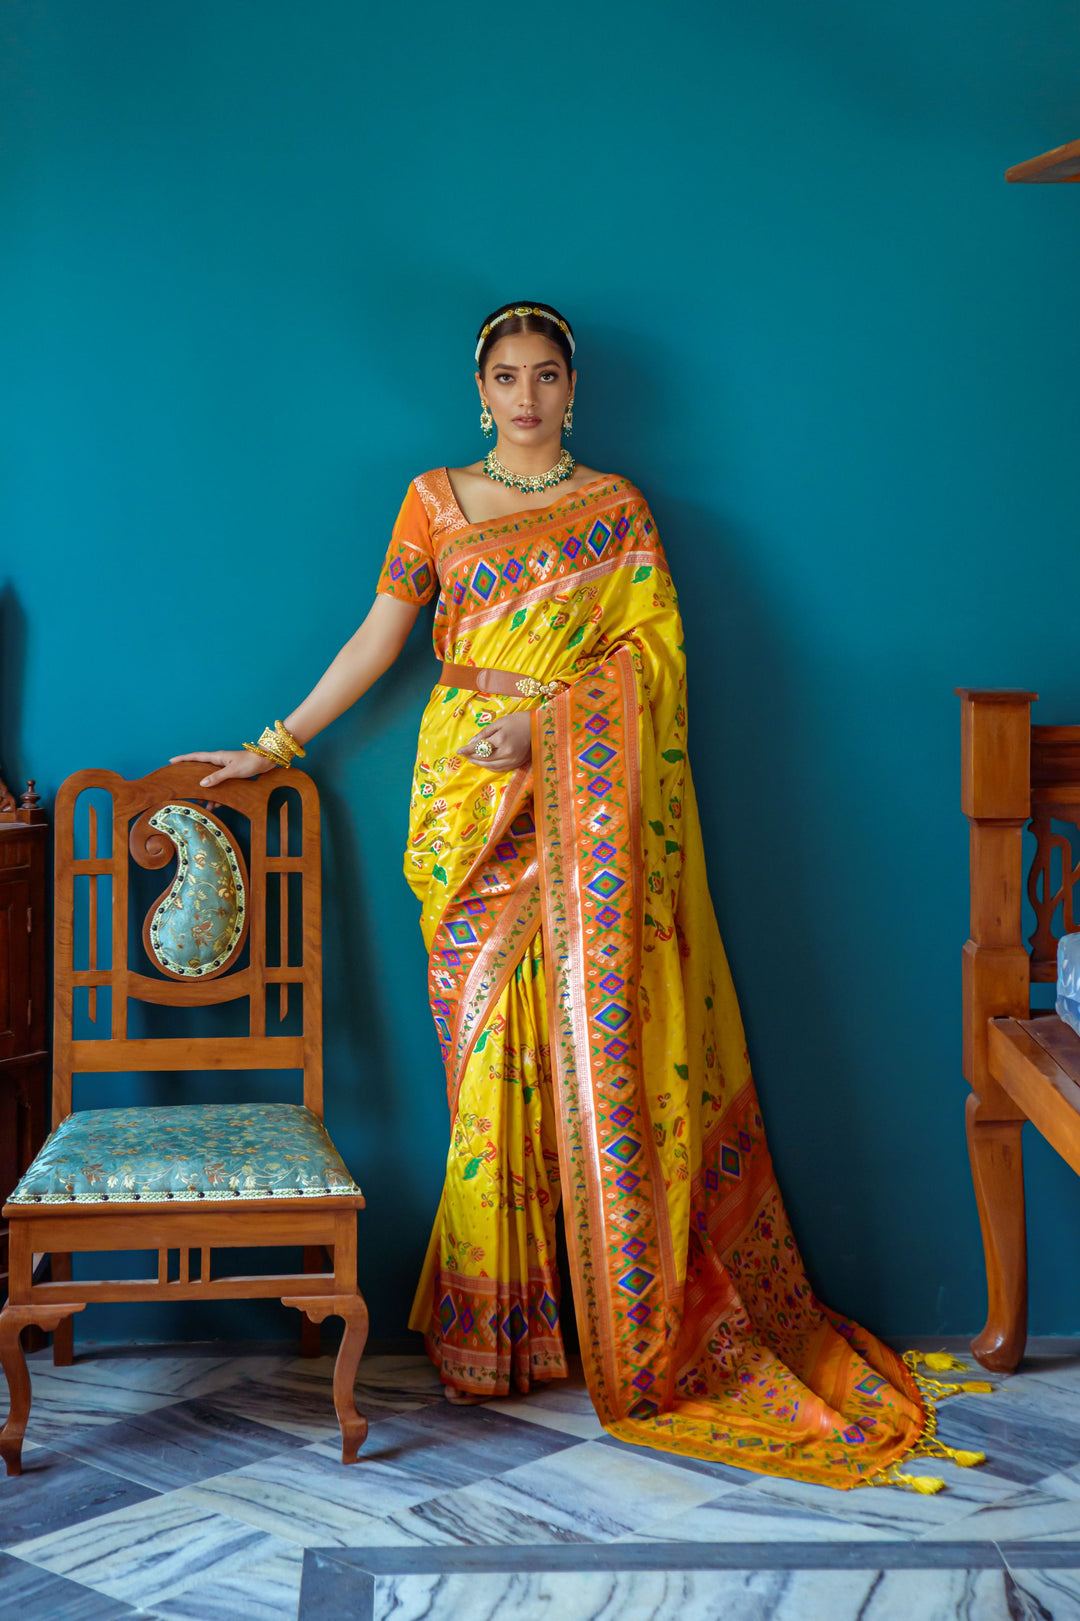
[4,0,1080,1344]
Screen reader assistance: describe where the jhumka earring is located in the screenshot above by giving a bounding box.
[480,400,494,437]
[562,396,574,436]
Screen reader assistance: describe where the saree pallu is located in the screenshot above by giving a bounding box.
[379,468,930,1488]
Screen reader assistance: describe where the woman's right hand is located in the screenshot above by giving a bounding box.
[168,749,277,789]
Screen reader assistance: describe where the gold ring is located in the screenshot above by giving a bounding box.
[474,738,494,759]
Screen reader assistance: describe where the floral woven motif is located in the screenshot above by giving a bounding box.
[8,1102,362,1204]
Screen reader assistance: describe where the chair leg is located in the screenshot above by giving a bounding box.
[50,1254,74,1366]
[1,1302,87,1475]
[281,1293,370,1463]
[300,1247,324,1357]
[966,1092,1028,1372]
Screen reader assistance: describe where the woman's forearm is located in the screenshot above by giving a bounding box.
[284,593,420,746]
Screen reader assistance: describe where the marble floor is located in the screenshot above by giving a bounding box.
[4,1341,1080,1619]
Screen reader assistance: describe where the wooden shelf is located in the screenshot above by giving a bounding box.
[1007,137,1080,183]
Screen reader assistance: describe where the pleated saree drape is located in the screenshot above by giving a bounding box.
[377,468,931,1489]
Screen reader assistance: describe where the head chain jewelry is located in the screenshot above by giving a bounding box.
[475,305,576,364]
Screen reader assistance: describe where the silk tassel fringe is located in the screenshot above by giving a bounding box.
[860,1350,993,1494]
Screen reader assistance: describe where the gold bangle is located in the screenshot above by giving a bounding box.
[243,739,291,768]
[273,720,305,760]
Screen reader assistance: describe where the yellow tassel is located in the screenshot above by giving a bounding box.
[892,1471,946,1494]
[920,1352,969,1371]
[951,1449,986,1468]
[961,1381,994,1394]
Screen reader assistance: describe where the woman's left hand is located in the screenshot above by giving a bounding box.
[459,711,532,772]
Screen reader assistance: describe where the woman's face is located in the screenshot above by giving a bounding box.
[476,332,575,449]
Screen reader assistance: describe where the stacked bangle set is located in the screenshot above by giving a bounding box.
[243,720,306,769]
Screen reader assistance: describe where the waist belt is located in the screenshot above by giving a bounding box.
[438,661,569,703]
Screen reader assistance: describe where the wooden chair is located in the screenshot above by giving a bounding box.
[0,764,369,1475]
[960,688,1080,1371]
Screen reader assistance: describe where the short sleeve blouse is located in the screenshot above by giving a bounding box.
[376,481,439,606]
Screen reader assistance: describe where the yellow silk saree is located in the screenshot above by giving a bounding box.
[376,468,939,1489]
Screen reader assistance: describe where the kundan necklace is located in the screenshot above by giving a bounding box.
[483,446,576,494]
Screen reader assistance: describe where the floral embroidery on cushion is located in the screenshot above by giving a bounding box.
[145,804,247,979]
[9,1102,362,1203]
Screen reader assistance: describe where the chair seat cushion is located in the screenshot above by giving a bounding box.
[1058,932,1080,1041]
[7,1102,362,1205]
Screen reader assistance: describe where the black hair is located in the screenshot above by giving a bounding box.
[475,301,575,376]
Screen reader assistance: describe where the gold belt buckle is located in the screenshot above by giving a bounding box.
[515,676,568,704]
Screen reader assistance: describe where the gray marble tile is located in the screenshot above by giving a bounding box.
[0,1551,144,1620]
[11,1492,299,1611]
[922,1486,1080,1542]
[177,1439,457,1546]
[48,1397,309,1491]
[934,1394,1080,1485]
[23,1349,292,1400]
[976,1371,1080,1430]
[285,1352,443,1402]
[13,1368,181,1445]
[308,1401,579,1486]
[208,1365,426,1442]
[0,1447,159,1548]
[147,1541,303,1621]
[367,1567,1017,1621]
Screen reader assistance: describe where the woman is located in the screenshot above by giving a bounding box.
[174,301,980,1491]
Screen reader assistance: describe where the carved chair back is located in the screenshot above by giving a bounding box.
[53,763,321,1124]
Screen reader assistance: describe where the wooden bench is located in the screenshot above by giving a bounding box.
[960,688,1080,1371]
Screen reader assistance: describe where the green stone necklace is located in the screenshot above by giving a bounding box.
[483,446,576,495]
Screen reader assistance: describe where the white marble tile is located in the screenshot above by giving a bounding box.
[744,1452,1022,1536]
[24,1351,291,1400]
[177,1441,446,1547]
[11,1492,297,1610]
[618,1484,905,1543]
[15,1368,181,1442]
[1031,1465,1080,1501]
[370,1567,1015,1621]
[369,1474,612,1547]
[1008,1567,1080,1618]
[480,1391,606,1440]
[922,1485,1080,1541]
[147,1541,303,1621]
[456,1439,726,1540]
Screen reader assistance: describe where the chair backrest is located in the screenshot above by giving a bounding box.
[52,764,322,1127]
[959,690,1080,1091]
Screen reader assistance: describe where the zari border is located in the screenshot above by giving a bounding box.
[456,550,667,637]
[533,646,678,1427]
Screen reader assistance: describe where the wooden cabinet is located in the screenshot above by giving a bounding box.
[0,781,48,1304]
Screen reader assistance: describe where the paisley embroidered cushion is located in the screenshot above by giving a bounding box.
[146,804,247,979]
[8,1102,362,1204]
[1058,932,1080,1041]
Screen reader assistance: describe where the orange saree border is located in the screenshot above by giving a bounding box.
[533,646,675,1423]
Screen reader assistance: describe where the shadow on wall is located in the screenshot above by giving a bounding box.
[0,583,29,791]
